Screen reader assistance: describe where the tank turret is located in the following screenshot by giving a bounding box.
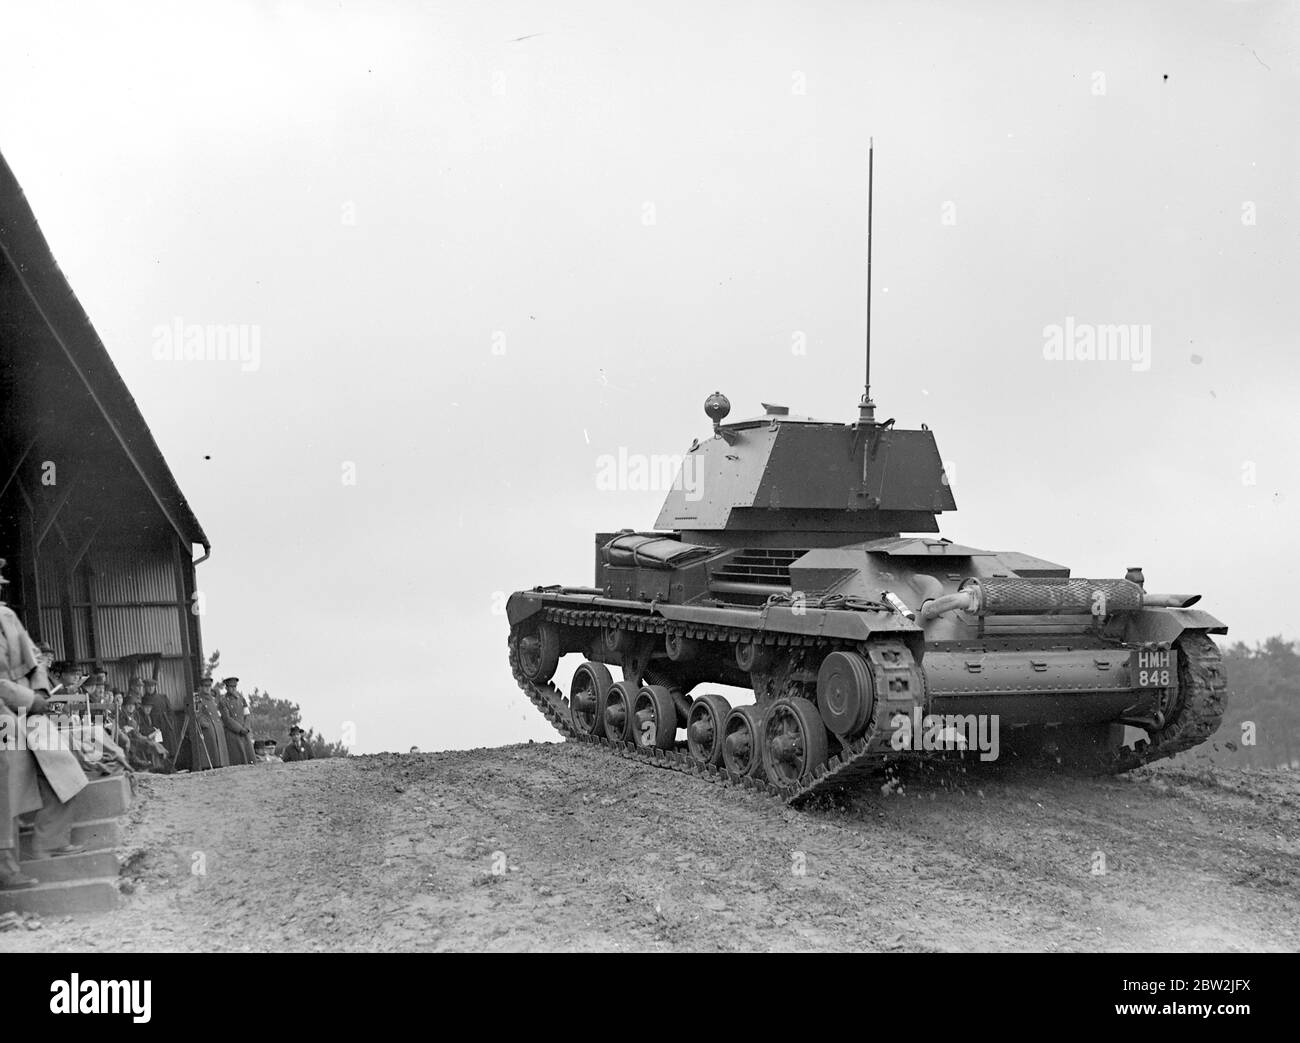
[656,396,956,546]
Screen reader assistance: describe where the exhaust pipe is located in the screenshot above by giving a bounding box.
[1140,592,1202,608]
[919,578,1200,619]
[919,588,980,620]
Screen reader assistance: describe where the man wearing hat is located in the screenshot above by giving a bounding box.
[0,558,88,889]
[177,676,229,771]
[119,688,168,773]
[282,726,313,762]
[141,677,180,760]
[218,678,254,766]
[49,660,87,714]
[253,739,281,764]
[224,676,251,727]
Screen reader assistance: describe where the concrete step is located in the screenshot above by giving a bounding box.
[19,817,120,857]
[67,775,132,822]
[0,877,120,916]
[17,850,120,885]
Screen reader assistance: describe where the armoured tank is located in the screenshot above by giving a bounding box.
[506,390,1228,804]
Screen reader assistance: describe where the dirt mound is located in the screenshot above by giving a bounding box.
[4,743,1297,952]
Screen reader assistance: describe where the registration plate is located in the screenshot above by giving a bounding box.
[1132,649,1176,688]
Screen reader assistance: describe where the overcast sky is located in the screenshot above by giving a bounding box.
[1,0,1296,753]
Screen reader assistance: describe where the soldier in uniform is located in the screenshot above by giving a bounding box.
[179,676,228,771]
[219,680,254,765]
[282,726,313,762]
[223,676,251,729]
[253,739,282,763]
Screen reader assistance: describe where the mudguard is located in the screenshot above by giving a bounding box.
[506,591,546,627]
[1123,607,1228,646]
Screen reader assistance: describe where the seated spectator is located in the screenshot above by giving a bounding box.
[48,660,88,714]
[0,563,88,890]
[119,691,168,773]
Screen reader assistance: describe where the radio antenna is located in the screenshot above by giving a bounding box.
[858,138,876,425]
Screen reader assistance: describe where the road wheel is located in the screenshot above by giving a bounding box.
[603,680,639,743]
[721,704,765,779]
[633,685,677,749]
[686,693,732,767]
[761,696,829,791]
[569,661,613,736]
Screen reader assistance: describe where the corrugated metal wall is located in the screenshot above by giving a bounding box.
[38,608,63,655]
[31,535,196,709]
[89,546,178,603]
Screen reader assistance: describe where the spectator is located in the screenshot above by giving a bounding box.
[219,681,254,765]
[178,676,229,770]
[141,678,180,760]
[253,739,281,763]
[0,560,88,889]
[119,690,168,773]
[282,726,313,762]
[48,660,87,714]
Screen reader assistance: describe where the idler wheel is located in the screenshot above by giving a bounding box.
[721,704,766,780]
[570,661,613,736]
[816,650,875,741]
[761,697,829,791]
[686,693,732,767]
[603,680,639,743]
[633,685,678,749]
[518,623,560,683]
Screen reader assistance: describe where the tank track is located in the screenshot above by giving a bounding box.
[1111,631,1227,771]
[508,610,1227,804]
[509,606,920,806]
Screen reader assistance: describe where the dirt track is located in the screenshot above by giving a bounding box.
[3,742,1298,952]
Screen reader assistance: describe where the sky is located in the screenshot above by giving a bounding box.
[0,0,1296,753]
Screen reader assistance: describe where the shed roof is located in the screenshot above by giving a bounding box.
[0,151,208,550]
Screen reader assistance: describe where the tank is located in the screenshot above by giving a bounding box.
[506,391,1228,804]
